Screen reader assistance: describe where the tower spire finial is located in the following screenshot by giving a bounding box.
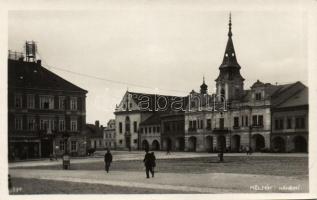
[228,12,232,37]
[203,75,205,84]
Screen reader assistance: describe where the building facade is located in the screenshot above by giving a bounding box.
[161,112,185,151]
[8,55,88,160]
[114,91,186,150]
[113,15,308,153]
[183,15,308,153]
[139,113,161,151]
[271,87,308,152]
[103,119,116,150]
[83,120,105,150]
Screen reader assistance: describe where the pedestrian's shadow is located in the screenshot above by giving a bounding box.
[204,161,231,163]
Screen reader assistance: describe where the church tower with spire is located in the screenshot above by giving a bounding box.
[215,13,245,102]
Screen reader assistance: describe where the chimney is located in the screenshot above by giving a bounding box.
[95,120,100,128]
[37,60,42,65]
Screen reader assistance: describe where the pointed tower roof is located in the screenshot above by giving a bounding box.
[219,13,241,69]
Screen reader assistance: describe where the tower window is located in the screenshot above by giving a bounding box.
[232,53,235,56]
[225,53,228,57]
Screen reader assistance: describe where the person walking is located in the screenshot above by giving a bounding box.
[143,149,152,178]
[166,146,171,155]
[104,149,113,173]
[218,148,224,162]
[150,152,156,178]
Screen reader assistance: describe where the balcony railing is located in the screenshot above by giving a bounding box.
[252,124,264,128]
[213,127,229,134]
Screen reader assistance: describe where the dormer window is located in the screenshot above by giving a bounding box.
[255,92,262,101]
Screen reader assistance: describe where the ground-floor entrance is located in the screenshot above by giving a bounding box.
[9,141,41,161]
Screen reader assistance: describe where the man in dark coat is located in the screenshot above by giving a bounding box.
[104,149,113,173]
[143,149,152,178]
[150,152,156,177]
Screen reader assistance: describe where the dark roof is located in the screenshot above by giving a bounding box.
[128,91,188,112]
[84,124,104,137]
[139,113,161,126]
[240,82,307,104]
[270,82,306,107]
[8,59,87,93]
[276,86,308,108]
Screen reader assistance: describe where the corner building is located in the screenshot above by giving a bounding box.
[184,15,308,153]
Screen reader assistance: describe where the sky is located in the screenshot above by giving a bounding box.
[8,8,308,125]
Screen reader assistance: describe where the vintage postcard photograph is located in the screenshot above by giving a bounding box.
[1,0,317,199]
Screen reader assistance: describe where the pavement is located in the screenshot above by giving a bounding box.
[9,151,308,168]
[9,152,309,193]
[10,169,308,193]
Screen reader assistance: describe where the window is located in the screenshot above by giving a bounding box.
[40,119,55,131]
[71,120,77,131]
[220,89,225,102]
[193,120,197,130]
[15,94,22,108]
[40,119,48,130]
[119,122,122,133]
[275,118,284,130]
[206,119,211,129]
[140,128,143,133]
[119,140,123,144]
[130,103,132,109]
[245,116,249,126]
[252,115,263,127]
[234,117,239,127]
[165,123,170,132]
[59,96,65,110]
[191,101,196,108]
[241,116,244,127]
[252,115,257,126]
[40,96,54,109]
[157,126,160,132]
[258,115,263,126]
[189,121,193,129]
[219,118,224,129]
[145,127,148,134]
[60,140,65,151]
[200,120,203,129]
[149,127,152,133]
[70,97,77,110]
[125,116,130,132]
[59,119,65,131]
[27,117,36,130]
[133,121,137,132]
[15,117,23,130]
[134,139,137,144]
[71,141,77,151]
[295,117,305,129]
[27,94,35,109]
[287,118,292,129]
[255,92,262,100]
